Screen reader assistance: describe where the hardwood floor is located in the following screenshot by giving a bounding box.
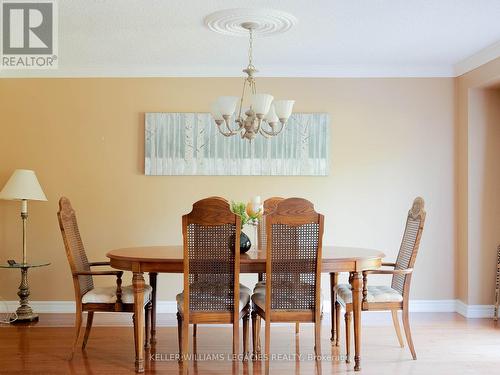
[0,313,499,374]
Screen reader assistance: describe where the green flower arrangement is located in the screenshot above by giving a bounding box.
[230,201,261,228]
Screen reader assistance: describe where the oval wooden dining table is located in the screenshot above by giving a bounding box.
[107,245,385,373]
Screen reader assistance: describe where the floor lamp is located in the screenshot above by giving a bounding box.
[0,169,48,322]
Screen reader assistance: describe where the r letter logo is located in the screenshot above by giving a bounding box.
[1,0,58,69]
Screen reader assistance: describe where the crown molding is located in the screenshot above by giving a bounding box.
[454,40,500,76]
[0,64,455,78]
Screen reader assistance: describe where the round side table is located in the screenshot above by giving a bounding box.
[0,262,50,322]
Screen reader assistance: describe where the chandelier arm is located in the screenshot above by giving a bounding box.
[216,123,237,137]
[260,121,285,136]
[224,117,243,133]
[259,129,271,138]
[255,117,263,134]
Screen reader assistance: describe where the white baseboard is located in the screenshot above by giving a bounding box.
[455,300,496,318]
[0,299,494,318]
[1,300,178,314]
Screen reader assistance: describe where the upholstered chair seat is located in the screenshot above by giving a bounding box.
[176,283,251,312]
[335,284,403,304]
[253,282,326,312]
[82,285,153,304]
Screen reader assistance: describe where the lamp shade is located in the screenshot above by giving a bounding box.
[264,104,279,123]
[251,94,274,116]
[274,100,295,120]
[211,102,224,121]
[0,169,47,201]
[216,96,239,117]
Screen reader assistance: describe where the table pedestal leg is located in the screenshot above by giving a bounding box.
[14,267,38,322]
[133,272,145,373]
[350,272,362,371]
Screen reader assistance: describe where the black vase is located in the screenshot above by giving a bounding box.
[239,232,252,253]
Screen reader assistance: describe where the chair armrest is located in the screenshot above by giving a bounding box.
[363,268,413,275]
[89,261,111,267]
[381,262,396,267]
[74,270,123,276]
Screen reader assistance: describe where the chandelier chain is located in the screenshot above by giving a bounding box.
[247,28,255,69]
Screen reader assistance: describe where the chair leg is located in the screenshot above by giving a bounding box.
[182,317,189,362]
[243,313,249,357]
[345,311,351,364]
[402,306,417,360]
[334,301,341,346]
[314,319,321,357]
[256,314,262,354]
[233,319,240,356]
[265,319,271,360]
[149,272,157,344]
[145,303,152,349]
[391,310,404,348]
[251,311,258,357]
[176,312,183,358]
[295,322,300,335]
[193,324,197,337]
[132,314,138,354]
[82,311,94,350]
[70,308,83,358]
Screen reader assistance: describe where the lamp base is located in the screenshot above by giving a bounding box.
[12,267,39,324]
[12,311,39,323]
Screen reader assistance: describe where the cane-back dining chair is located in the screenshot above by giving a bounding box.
[177,197,251,360]
[251,198,324,358]
[57,197,153,358]
[257,197,284,251]
[334,197,426,361]
[255,196,307,335]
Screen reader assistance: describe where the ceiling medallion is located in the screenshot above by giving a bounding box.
[204,9,297,141]
[204,8,297,37]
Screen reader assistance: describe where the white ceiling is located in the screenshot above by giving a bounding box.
[3,0,500,78]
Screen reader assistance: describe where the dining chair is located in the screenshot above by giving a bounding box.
[255,196,306,336]
[57,197,153,357]
[333,197,426,361]
[177,197,251,360]
[257,197,284,252]
[251,197,324,358]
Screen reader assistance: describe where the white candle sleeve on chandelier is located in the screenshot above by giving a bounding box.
[251,93,274,116]
[216,96,239,117]
[273,100,295,120]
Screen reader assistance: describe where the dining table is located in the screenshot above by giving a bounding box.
[107,245,385,373]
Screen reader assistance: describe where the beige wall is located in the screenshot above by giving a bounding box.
[0,77,455,302]
[457,57,500,305]
[468,88,500,305]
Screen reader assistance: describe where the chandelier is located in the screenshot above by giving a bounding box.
[210,22,295,141]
